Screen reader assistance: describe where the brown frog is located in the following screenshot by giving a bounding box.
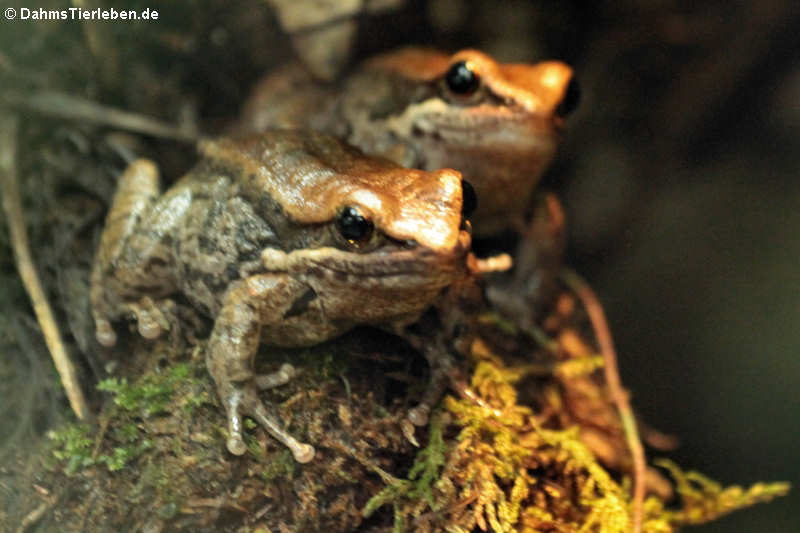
[241,48,579,330]
[90,130,475,462]
[241,47,579,236]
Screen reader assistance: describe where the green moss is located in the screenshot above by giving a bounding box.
[48,422,94,475]
[98,442,151,471]
[48,419,155,474]
[362,412,447,523]
[49,363,201,476]
[405,412,447,506]
[309,347,350,382]
[97,362,194,418]
[135,459,172,498]
[362,476,411,525]
[261,448,297,481]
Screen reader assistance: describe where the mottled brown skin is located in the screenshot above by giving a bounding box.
[90,130,472,462]
[241,48,576,236]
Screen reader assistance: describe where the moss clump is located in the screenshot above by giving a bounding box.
[363,411,447,526]
[260,448,297,481]
[48,422,94,475]
[49,362,202,475]
[96,362,196,417]
[96,422,153,472]
[646,459,790,528]
[364,340,789,532]
[48,420,153,474]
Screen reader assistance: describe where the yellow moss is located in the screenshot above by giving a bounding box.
[363,342,789,532]
[652,459,790,527]
[554,355,604,379]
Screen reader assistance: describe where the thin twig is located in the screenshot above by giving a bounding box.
[561,269,645,533]
[1,90,198,142]
[0,114,90,420]
[323,438,403,485]
[16,499,54,533]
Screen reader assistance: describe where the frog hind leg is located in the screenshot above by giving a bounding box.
[90,160,161,347]
[206,274,315,463]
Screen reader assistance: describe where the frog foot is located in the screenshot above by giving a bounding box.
[254,363,297,389]
[406,370,478,427]
[128,297,171,340]
[222,381,315,463]
[407,403,431,426]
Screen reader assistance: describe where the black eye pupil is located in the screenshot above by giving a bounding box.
[337,206,373,243]
[445,61,480,95]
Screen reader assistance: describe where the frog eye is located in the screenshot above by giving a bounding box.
[336,206,374,245]
[555,76,581,117]
[444,60,480,95]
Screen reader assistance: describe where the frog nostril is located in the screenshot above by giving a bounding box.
[461,179,478,219]
[556,76,581,118]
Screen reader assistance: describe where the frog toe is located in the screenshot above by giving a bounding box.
[137,316,164,339]
[128,298,171,340]
[221,382,315,462]
[247,397,316,463]
[227,434,248,456]
[95,318,118,347]
[407,403,431,426]
[222,387,249,455]
[290,442,315,463]
[254,363,297,390]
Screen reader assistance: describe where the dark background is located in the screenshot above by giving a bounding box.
[1,1,797,531]
[527,2,800,531]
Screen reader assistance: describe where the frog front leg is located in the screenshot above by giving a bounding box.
[91,159,180,346]
[487,192,566,329]
[402,333,455,427]
[396,276,483,426]
[206,274,315,463]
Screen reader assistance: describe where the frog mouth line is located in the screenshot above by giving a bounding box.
[305,248,463,278]
[393,98,560,146]
[411,114,560,149]
[261,241,469,280]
